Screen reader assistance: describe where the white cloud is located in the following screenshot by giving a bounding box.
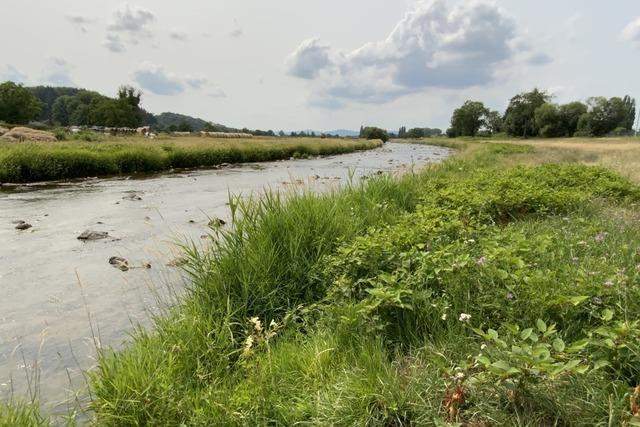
[285,37,332,79]
[185,76,209,89]
[622,17,640,45]
[105,4,155,53]
[66,15,93,33]
[108,4,155,35]
[230,19,244,39]
[286,0,519,106]
[41,58,75,87]
[133,64,224,97]
[527,52,553,66]
[230,28,244,38]
[133,63,184,95]
[105,34,125,53]
[208,88,227,98]
[170,31,188,41]
[0,65,27,83]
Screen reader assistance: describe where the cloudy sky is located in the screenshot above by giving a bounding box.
[1,0,639,131]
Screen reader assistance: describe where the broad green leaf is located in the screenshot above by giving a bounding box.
[568,295,589,306]
[520,328,533,340]
[552,338,565,352]
[593,359,610,370]
[601,308,614,322]
[491,360,512,372]
[566,339,589,353]
[536,319,547,333]
[496,269,509,280]
[488,329,499,340]
[477,355,491,367]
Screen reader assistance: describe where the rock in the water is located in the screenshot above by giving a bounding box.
[78,230,109,240]
[122,191,143,201]
[109,256,129,271]
[15,222,32,230]
[208,218,226,227]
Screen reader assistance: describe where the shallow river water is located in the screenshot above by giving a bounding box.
[0,142,451,410]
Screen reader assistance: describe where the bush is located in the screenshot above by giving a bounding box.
[361,126,389,142]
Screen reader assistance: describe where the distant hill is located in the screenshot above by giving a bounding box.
[152,112,210,132]
[22,84,356,137]
[325,129,359,137]
[300,129,359,137]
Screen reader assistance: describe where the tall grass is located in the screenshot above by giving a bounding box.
[86,142,640,425]
[0,137,382,183]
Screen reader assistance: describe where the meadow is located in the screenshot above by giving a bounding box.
[0,136,382,183]
[5,136,640,426]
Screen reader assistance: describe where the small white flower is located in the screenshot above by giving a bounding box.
[480,344,487,350]
[459,313,472,322]
[455,372,465,380]
[441,313,448,321]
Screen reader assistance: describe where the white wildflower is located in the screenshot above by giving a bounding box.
[459,313,472,322]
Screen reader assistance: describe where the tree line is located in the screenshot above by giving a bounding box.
[0,81,326,138]
[447,89,637,138]
[0,81,145,127]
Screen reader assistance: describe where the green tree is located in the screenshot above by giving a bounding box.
[558,102,587,136]
[622,95,636,131]
[361,126,389,142]
[534,103,563,138]
[583,97,629,136]
[449,100,489,137]
[504,89,551,138]
[177,120,193,132]
[0,81,43,124]
[485,110,504,134]
[398,126,407,138]
[51,95,75,126]
[406,128,425,138]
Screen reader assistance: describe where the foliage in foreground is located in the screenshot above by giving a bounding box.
[0,138,381,183]
[0,402,49,427]
[88,144,640,426]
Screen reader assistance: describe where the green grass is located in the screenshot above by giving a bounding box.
[0,137,382,183]
[0,402,49,427]
[83,143,640,426]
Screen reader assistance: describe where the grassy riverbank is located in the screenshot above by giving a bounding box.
[0,137,382,183]
[6,137,640,425]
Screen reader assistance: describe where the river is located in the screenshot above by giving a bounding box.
[0,142,451,412]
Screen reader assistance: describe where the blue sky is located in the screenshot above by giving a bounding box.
[1,0,638,131]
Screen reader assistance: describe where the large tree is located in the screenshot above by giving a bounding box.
[449,100,489,137]
[503,89,551,138]
[361,126,389,142]
[558,101,588,136]
[582,97,629,136]
[622,95,636,131]
[534,103,563,138]
[0,81,43,124]
[485,110,504,134]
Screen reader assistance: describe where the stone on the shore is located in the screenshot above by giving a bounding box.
[208,218,226,227]
[15,222,32,230]
[78,230,109,240]
[109,256,129,271]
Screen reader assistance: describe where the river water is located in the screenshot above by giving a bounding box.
[0,142,451,411]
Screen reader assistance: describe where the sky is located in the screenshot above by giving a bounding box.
[1,0,639,131]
